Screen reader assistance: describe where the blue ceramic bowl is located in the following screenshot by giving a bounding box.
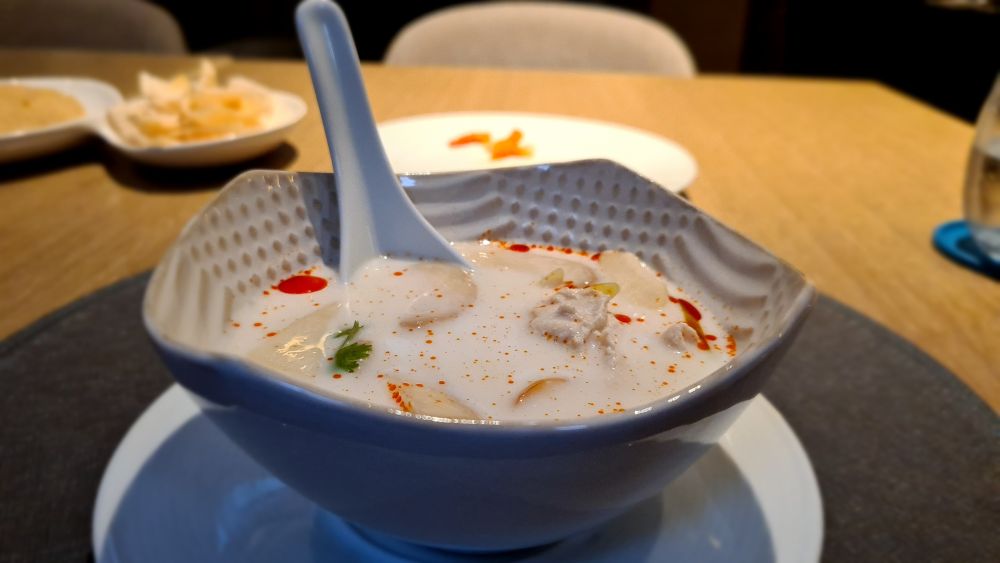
[144,160,814,551]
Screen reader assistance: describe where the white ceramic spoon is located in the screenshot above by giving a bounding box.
[295,0,469,281]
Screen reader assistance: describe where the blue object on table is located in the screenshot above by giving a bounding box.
[932,220,1000,280]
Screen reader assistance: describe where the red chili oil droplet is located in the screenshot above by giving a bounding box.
[705,334,717,341]
[676,298,702,321]
[509,244,530,252]
[266,332,277,337]
[232,322,240,328]
[674,297,711,351]
[614,313,632,324]
[262,290,270,296]
[591,253,601,261]
[333,373,342,379]
[393,271,404,277]
[253,322,262,327]
[276,274,328,294]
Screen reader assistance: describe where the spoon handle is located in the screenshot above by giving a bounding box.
[296,0,466,280]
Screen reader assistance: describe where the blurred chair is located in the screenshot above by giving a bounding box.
[384,2,696,76]
[0,0,186,53]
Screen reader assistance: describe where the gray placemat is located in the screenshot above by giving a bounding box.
[0,274,997,563]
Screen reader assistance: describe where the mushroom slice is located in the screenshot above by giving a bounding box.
[471,249,597,286]
[399,262,477,327]
[386,380,480,420]
[596,251,670,309]
[515,377,567,406]
[247,303,342,377]
[539,268,564,287]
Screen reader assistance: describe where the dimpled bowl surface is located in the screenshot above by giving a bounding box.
[144,160,814,551]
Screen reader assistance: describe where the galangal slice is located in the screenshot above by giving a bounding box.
[386,379,480,420]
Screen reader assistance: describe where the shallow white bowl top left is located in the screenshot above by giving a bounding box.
[0,77,121,164]
[0,76,307,167]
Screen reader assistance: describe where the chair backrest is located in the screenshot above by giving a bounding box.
[384,2,695,76]
[0,0,186,54]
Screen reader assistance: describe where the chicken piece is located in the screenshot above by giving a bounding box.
[530,288,611,347]
[661,322,700,354]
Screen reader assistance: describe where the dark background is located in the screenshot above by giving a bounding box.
[150,0,1000,122]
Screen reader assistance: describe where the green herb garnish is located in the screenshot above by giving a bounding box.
[332,321,372,373]
[334,321,364,341]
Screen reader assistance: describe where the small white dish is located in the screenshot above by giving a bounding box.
[377,111,698,193]
[0,77,121,164]
[92,386,822,563]
[97,89,307,167]
[0,76,307,167]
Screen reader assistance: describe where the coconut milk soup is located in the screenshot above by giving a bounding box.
[217,241,739,423]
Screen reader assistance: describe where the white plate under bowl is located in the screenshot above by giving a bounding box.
[377,112,698,194]
[92,386,822,562]
[0,77,122,164]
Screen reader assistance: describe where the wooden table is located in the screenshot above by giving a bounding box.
[1,50,996,412]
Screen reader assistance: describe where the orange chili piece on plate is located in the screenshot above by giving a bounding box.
[448,132,491,147]
[490,129,532,160]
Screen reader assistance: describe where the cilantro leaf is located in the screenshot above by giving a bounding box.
[331,321,372,373]
[334,342,372,373]
[334,321,363,341]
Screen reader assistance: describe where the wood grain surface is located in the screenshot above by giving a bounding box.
[1,50,996,411]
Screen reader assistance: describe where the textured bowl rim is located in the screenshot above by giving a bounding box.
[143,161,816,454]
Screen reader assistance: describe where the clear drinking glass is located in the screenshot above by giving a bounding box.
[964,74,1000,263]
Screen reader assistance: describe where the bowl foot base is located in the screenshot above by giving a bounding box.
[332,518,563,561]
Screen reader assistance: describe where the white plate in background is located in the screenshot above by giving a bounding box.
[377,112,698,193]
